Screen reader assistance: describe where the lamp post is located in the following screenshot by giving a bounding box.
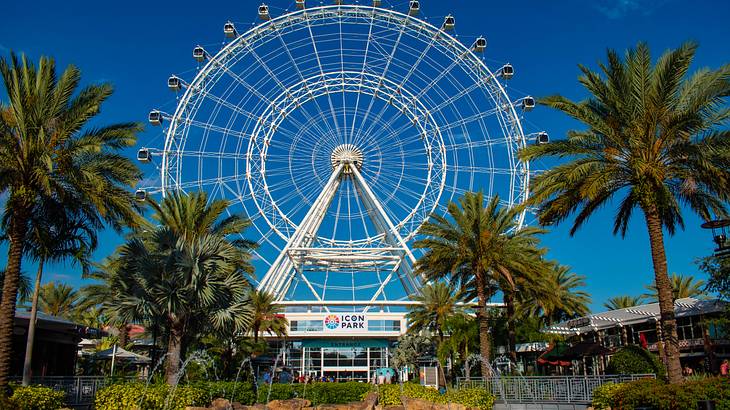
[701,219,730,258]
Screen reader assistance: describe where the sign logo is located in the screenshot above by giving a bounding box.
[324,314,340,330]
[323,314,366,331]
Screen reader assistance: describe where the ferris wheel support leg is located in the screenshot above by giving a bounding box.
[258,163,346,300]
[349,165,422,296]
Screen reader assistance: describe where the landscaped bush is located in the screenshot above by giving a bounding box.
[606,345,666,379]
[595,377,730,410]
[95,380,258,409]
[256,382,372,405]
[373,384,495,410]
[591,382,624,410]
[191,381,256,405]
[8,385,66,410]
[94,382,207,410]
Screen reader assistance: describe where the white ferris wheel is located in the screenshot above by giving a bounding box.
[141,1,541,312]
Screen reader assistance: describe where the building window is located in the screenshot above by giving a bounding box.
[368,320,401,331]
[290,320,323,332]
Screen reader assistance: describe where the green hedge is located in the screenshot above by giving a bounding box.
[606,345,666,379]
[95,381,255,410]
[9,385,67,410]
[256,382,372,405]
[374,384,495,410]
[593,377,730,410]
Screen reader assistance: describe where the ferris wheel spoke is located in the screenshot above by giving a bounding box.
[303,12,344,143]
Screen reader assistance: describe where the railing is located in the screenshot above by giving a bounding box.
[457,374,655,403]
[13,376,139,407]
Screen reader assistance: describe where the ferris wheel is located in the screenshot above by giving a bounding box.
[141,1,540,311]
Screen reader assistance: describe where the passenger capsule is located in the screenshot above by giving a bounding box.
[473,37,487,52]
[535,132,549,145]
[296,0,305,9]
[373,0,381,6]
[148,110,163,126]
[258,4,270,20]
[224,21,237,38]
[443,15,455,31]
[137,148,152,162]
[168,75,182,91]
[135,189,147,202]
[521,96,536,111]
[193,46,206,62]
[501,64,514,80]
[408,1,419,16]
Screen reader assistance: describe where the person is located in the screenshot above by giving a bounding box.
[683,365,694,377]
[279,367,292,384]
[262,369,272,385]
[721,359,729,376]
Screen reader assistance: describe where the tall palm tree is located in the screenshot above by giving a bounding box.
[604,295,645,310]
[249,289,287,344]
[110,191,255,385]
[20,200,95,385]
[406,281,469,343]
[519,42,730,383]
[414,192,546,375]
[518,264,591,326]
[643,273,707,302]
[37,282,79,318]
[0,52,142,388]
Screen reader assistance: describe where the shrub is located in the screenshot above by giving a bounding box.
[606,345,666,379]
[256,382,372,405]
[591,382,623,410]
[604,377,730,410]
[191,381,256,405]
[94,382,207,410]
[372,384,494,410]
[9,385,66,410]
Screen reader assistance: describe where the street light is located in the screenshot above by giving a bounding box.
[701,219,730,257]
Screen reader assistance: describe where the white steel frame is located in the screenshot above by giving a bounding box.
[148,3,533,310]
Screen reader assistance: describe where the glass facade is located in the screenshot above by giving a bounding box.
[283,340,391,382]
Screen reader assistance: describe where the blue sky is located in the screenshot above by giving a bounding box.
[1,0,729,312]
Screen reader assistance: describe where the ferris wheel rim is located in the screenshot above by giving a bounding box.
[159,3,531,254]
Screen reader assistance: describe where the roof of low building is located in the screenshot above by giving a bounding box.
[544,297,726,335]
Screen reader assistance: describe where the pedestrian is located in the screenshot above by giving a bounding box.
[721,359,729,376]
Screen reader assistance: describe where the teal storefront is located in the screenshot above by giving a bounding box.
[284,339,391,382]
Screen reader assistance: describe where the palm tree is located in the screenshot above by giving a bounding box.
[518,42,730,383]
[643,273,707,302]
[110,191,255,385]
[37,282,79,318]
[604,295,645,310]
[437,315,479,378]
[518,264,591,326]
[0,52,142,388]
[407,281,468,343]
[20,200,95,385]
[249,289,287,344]
[414,192,547,375]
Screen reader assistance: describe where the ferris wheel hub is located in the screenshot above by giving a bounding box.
[330,144,364,175]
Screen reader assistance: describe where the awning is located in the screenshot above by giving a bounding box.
[562,341,611,359]
[537,342,572,366]
[94,346,150,364]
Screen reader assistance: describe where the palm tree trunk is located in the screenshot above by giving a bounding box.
[118,324,129,348]
[475,275,492,377]
[504,291,518,365]
[643,207,682,384]
[0,206,30,389]
[22,259,45,386]
[165,321,184,386]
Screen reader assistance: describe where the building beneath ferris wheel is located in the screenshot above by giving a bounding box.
[257,302,411,383]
